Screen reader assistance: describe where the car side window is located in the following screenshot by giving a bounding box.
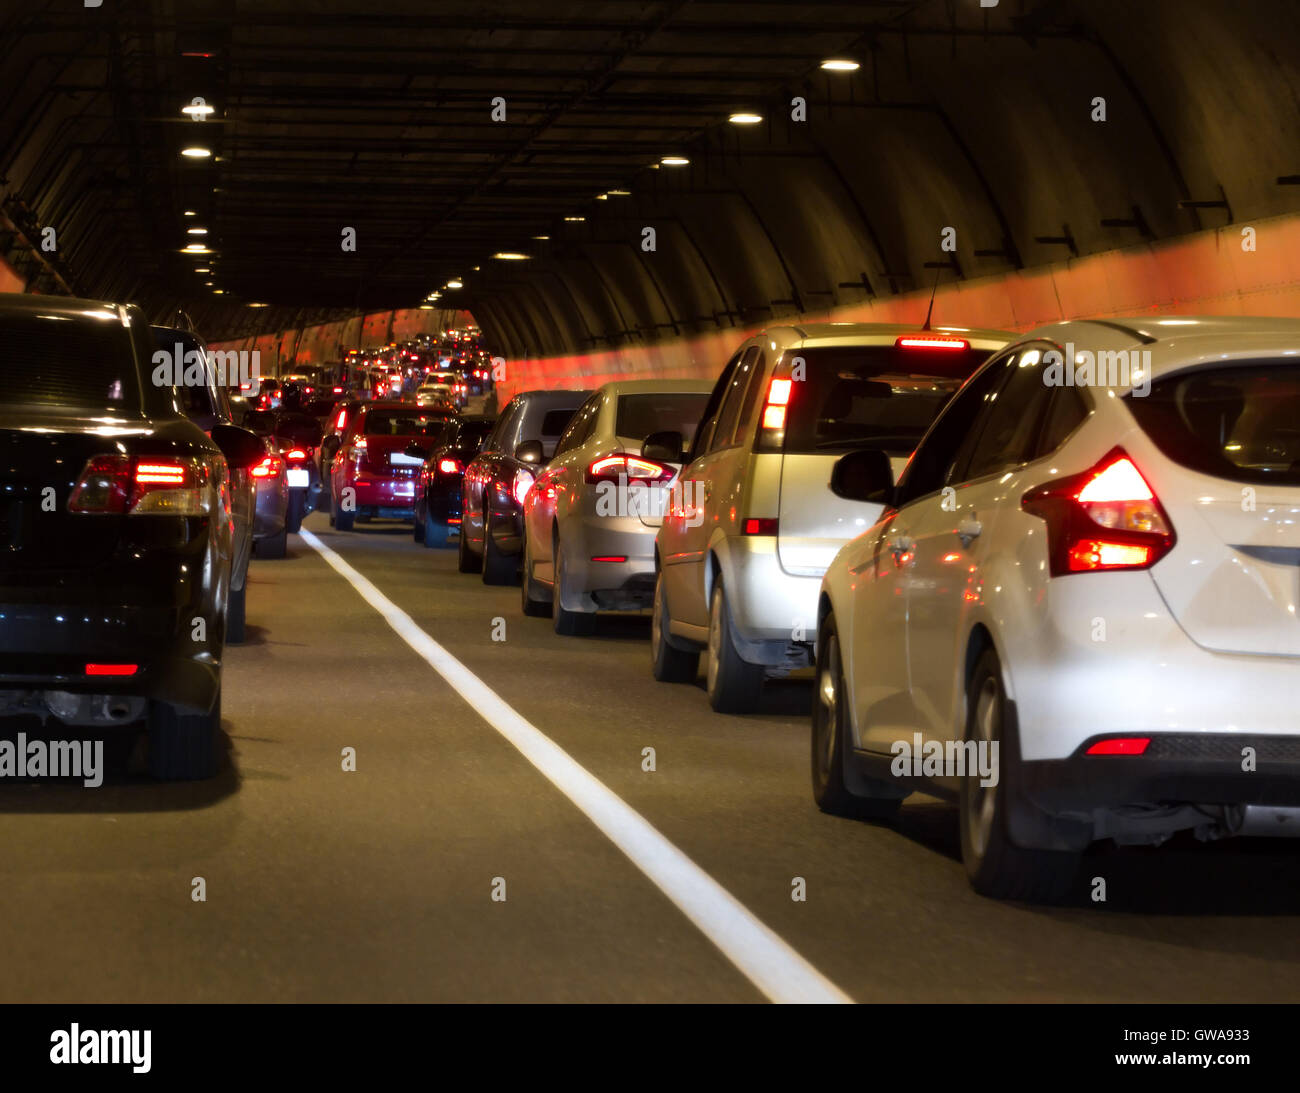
[1034,384,1089,457]
[688,350,744,463]
[556,395,600,455]
[486,399,520,453]
[953,345,1057,483]
[730,350,768,449]
[894,348,1019,507]
[711,346,760,451]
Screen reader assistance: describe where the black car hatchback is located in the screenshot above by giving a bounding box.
[0,297,263,779]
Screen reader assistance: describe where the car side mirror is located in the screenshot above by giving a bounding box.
[829,449,894,505]
[642,430,685,464]
[211,423,267,470]
[515,439,545,464]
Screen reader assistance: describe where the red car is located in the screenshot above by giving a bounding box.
[328,401,453,530]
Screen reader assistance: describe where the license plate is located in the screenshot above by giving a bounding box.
[390,452,424,467]
[287,469,309,487]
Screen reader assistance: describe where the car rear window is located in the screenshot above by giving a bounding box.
[779,345,993,455]
[1125,363,1300,485]
[0,311,142,411]
[540,407,579,437]
[616,392,710,443]
[363,409,450,436]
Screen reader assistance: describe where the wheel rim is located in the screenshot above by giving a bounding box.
[706,588,722,693]
[815,634,840,780]
[966,677,1000,857]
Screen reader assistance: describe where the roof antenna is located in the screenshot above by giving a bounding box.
[921,265,942,332]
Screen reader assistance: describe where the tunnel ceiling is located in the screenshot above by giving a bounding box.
[1,0,1298,356]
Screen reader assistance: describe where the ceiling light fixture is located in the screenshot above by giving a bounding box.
[660,156,689,166]
[820,59,860,72]
[492,252,530,260]
[181,102,215,119]
[181,146,212,158]
[729,112,763,125]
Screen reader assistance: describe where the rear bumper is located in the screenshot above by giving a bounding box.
[565,512,658,609]
[0,580,222,714]
[253,474,288,539]
[1022,735,1300,813]
[487,498,525,557]
[353,474,417,510]
[724,535,822,642]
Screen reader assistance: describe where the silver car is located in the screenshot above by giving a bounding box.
[651,322,1012,712]
[520,379,713,634]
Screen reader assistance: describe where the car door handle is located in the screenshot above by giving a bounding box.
[957,517,983,547]
[888,535,914,566]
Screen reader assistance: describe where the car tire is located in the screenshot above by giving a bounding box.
[457,507,480,573]
[481,506,517,585]
[520,537,551,617]
[148,693,221,781]
[552,539,596,636]
[811,614,901,819]
[959,648,1079,903]
[333,501,355,532]
[285,492,304,534]
[650,570,698,682]
[705,579,764,713]
[257,525,287,558]
[226,581,247,645]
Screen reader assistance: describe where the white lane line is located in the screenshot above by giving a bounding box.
[299,528,851,1004]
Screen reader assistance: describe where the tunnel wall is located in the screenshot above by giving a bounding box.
[493,211,1300,401]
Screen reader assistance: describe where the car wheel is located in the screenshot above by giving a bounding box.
[457,503,480,573]
[285,492,304,534]
[226,581,247,645]
[552,538,595,636]
[257,525,287,558]
[481,506,517,585]
[705,579,764,713]
[811,614,901,819]
[333,500,355,532]
[520,536,550,617]
[959,648,1079,903]
[650,570,698,682]
[148,692,221,780]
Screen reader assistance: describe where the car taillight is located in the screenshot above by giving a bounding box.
[85,663,138,677]
[335,409,348,429]
[1021,448,1174,577]
[273,388,282,398]
[760,376,793,434]
[895,335,970,350]
[69,455,220,516]
[1086,737,1151,755]
[438,458,461,474]
[333,386,343,394]
[251,454,283,479]
[584,454,674,484]
[742,518,778,535]
[283,447,311,462]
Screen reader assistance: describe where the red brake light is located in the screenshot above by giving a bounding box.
[438,458,461,474]
[743,518,778,536]
[767,378,793,405]
[590,555,628,563]
[68,455,131,513]
[1086,737,1151,756]
[284,448,310,462]
[251,454,283,479]
[85,663,138,677]
[1022,448,1174,576]
[335,409,348,430]
[585,454,674,484]
[70,455,216,516]
[895,335,970,351]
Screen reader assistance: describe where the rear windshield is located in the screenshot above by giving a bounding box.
[455,420,495,448]
[540,407,579,437]
[1125,363,1300,485]
[363,409,451,436]
[780,345,993,455]
[0,311,142,411]
[616,392,710,443]
[274,411,324,445]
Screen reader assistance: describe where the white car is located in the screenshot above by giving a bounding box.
[520,379,713,634]
[815,316,1300,901]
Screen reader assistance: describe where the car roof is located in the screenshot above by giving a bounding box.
[1017,315,1300,387]
[0,294,129,320]
[593,378,716,396]
[513,388,588,404]
[749,321,1014,351]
